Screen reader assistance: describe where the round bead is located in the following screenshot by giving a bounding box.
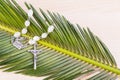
[48,25,55,33]
[28,39,36,45]
[25,20,30,27]
[22,28,27,34]
[14,32,21,38]
[28,9,33,17]
[33,36,40,41]
[41,33,48,38]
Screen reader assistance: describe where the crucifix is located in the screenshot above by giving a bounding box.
[28,43,41,70]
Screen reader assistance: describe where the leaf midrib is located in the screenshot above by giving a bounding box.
[0,24,120,75]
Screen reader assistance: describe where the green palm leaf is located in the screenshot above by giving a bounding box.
[0,0,120,80]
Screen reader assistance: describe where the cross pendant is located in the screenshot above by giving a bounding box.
[28,43,41,70]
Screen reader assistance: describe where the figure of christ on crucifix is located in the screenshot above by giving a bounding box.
[28,43,41,70]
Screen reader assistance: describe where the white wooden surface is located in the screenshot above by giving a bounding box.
[0,0,120,80]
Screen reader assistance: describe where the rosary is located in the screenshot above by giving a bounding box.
[11,9,55,70]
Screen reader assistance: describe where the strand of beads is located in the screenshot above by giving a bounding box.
[28,25,55,45]
[12,9,33,49]
[14,9,33,38]
[22,9,33,34]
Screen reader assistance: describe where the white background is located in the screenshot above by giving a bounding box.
[0,0,120,80]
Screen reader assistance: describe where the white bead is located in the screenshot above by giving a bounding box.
[28,39,36,45]
[28,9,33,17]
[48,25,55,33]
[41,33,48,38]
[22,28,27,34]
[33,36,40,41]
[14,32,21,38]
[25,20,30,27]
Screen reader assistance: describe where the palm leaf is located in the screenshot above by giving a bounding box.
[0,0,120,80]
